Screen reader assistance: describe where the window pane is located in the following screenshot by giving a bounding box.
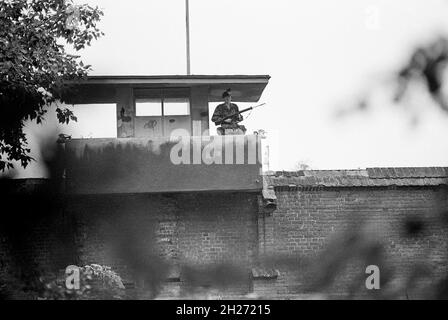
[164,98,190,115]
[61,103,117,138]
[136,99,162,116]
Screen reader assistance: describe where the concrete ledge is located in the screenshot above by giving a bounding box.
[64,136,262,194]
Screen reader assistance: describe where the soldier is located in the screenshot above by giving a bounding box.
[211,89,247,135]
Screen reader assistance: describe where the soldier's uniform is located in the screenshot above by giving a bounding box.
[211,99,247,135]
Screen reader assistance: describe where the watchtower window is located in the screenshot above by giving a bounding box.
[135,98,162,116]
[134,89,190,117]
[164,97,190,116]
[133,88,191,137]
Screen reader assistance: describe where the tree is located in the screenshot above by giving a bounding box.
[0,0,104,171]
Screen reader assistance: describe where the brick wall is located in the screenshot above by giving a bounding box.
[67,192,259,298]
[255,186,448,298]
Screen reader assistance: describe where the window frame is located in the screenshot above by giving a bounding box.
[135,98,163,117]
[133,88,192,136]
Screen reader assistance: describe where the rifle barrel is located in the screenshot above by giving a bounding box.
[217,103,265,124]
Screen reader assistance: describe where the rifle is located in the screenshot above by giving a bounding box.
[216,103,266,125]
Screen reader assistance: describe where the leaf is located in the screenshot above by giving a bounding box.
[0,0,104,169]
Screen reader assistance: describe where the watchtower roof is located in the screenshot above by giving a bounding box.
[65,74,270,103]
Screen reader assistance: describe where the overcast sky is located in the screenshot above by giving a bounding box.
[8,0,448,177]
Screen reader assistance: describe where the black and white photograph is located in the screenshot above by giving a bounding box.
[1,0,448,307]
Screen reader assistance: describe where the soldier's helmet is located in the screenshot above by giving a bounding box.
[222,88,232,98]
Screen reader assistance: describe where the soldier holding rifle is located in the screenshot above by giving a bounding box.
[211,89,247,135]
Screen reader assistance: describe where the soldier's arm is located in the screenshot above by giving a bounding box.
[211,106,223,124]
[235,104,243,122]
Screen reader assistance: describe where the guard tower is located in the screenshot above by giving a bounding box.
[63,75,270,194]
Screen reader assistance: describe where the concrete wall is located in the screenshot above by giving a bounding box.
[117,87,134,138]
[190,86,210,136]
[65,136,263,194]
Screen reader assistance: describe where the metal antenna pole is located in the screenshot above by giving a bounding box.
[185,0,191,75]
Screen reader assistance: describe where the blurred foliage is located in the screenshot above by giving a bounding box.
[335,36,448,121]
[294,161,312,171]
[395,36,448,112]
[0,0,104,171]
[37,264,125,300]
[325,35,448,298]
